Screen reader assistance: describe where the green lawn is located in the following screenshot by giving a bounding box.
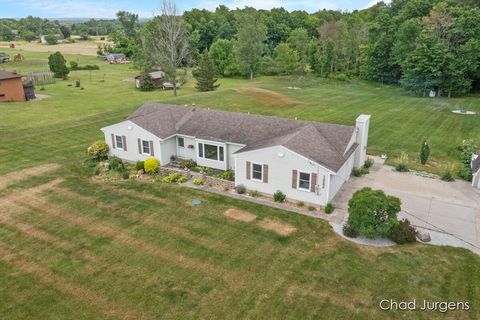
[0,48,480,319]
[1,49,479,175]
[0,169,479,320]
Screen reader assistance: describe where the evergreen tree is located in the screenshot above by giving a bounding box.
[193,50,219,92]
[48,52,69,79]
[419,137,431,165]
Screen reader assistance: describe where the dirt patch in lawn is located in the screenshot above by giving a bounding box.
[0,163,61,191]
[258,219,296,236]
[235,87,300,106]
[224,209,257,222]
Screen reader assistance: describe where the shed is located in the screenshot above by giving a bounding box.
[106,53,129,64]
[135,71,165,89]
[0,71,26,102]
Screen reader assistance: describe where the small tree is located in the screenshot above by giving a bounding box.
[419,138,430,165]
[139,74,156,91]
[45,34,58,45]
[347,188,401,239]
[48,52,69,79]
[193,50,219,92]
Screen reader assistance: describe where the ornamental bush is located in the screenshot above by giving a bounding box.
[364,158,374,169]
[324,203,335,214]
[86,141,109,160]
[162,173,187,184]
[193,178,204,185]
[108,157,124,172]
[273,190,286,203]
[388,219,416,244]
[144,158,159,174]
[342,223,359,238]
[235,184,246,194]
[136,161,145,171]
[347,187,401,239]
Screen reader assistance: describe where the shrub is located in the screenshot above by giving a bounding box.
[249,190,261,197]
[122,171,130,180]
[162,173,187,183]
[48,51,69,79]
[343,223,359,238]
[100,36,106,40]
[217,170,235,181]
[235,184,246,194]
[80,34,89,40]
[70,61,79,70]
[441,170,455,182]
[458,167,473,182]
[193,178,204,185]
[308,206,316,211]
[86,140,109,160]
[108,157,124,172]
[181,159,197,170]
[396,152,409,172]
[296,201,305,207]
[324,203,334,214]
[144,158,160,174]
[395,163,409,172]
[364,158,374,169]
[419,138,430,165]
[353,167,369,177]
[139,74,156,91]
[331,73,349,81]
[45,34,58,45]
[273,190,286,203]
[74,64,100,71]
[388,219,416,244]
[136,161,145,171]
[347,187,401,239]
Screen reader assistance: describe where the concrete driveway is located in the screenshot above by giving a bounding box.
[332,157,480,254]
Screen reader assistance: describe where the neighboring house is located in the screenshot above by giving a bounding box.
[102,103,371,206]
[0,71,26,102]
[472,154,480,189]
[135,71,165,89]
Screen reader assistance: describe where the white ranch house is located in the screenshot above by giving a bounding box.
[102,103,371,206]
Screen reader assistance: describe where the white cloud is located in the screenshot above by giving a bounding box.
[366,0,391,8]
[195,0,339,13]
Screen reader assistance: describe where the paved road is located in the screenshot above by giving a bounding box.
[332,157,480,254]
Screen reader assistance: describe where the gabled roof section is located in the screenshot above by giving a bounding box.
[125,103,357,172]
[0,70,22,80]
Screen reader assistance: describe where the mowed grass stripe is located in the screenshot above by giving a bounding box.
[14,194,237,282]
[0,242,154,320]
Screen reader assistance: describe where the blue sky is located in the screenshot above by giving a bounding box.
[0,0,389,19]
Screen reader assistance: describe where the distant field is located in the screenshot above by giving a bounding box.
[0,48,479,176]
[0,37,110,56]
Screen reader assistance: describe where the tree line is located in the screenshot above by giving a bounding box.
[3,0,480,97]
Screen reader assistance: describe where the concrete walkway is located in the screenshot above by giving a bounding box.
[332,157,480,254]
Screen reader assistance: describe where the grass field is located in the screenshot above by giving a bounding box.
[1,48,479,176]
[1,48,480,319]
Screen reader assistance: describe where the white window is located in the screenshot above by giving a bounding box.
[198,143,225,162]
[115,135,124,150]
[142,140,150,155]
[298,172,311,191]
[251,163,263,181]
[178,137,185,148]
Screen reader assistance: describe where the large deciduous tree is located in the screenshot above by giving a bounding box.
[234,8,267,80]
[143,0,190,96]
[209,38,237,76]
[48,52,69,79]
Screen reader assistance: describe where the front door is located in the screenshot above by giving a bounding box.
[177,137,186,158]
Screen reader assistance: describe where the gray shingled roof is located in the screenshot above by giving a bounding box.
[473,156,480,174]
[0,70,22,81]
[127,103,357,172]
